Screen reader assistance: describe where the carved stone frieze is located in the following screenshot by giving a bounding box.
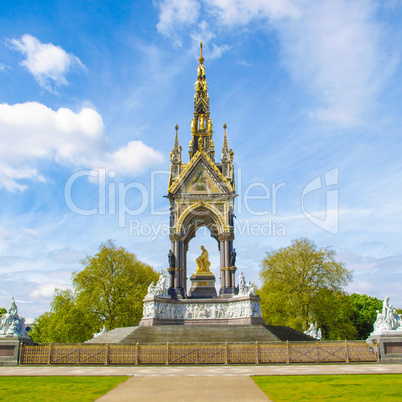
[142,298,262,321]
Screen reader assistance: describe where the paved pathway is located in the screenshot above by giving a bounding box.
[2,364,402,401]
[0,363,401,377]
[97,376,269,401]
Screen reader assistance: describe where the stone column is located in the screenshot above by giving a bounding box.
[179,241,185,290]
[168,268,174,289]
[173,241,178,288]
[184,243,188,294]
[224,240,231,287]
[220,239,225,288]
[169,234,185,298]
[231,268,236,288]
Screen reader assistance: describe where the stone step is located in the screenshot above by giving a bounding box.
[85,326,138,344]
[264,325,316,342]
[120,325,314,344]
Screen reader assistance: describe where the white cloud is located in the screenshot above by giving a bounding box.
[190,20,231,60]
[23,228,40,238]
[155,0,397,127]
[156,1,232,58]
[156,0,201,45]
[343,252,402,305]
[274,0,398,126]
[203,0,299,25]
[7,34,86,92]
[0,102,163,192]
[209,0,397,126]
[0,227,11,239]
[30,283,70,299]
[102,141,163,176]
[0,63,10,72]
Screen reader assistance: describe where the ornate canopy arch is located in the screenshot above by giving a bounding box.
[178,202,225,243]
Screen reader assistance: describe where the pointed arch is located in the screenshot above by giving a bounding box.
[177,202,225,243]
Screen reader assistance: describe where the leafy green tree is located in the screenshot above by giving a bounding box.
[74,240,159,330]
[313,290,357,340]
[0,308,6,316]
[259,238,354,339]
[347,293,383,340]
[29,289,94,343]
[32,240,159,343]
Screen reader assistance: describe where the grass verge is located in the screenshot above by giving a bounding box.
[0,376,128,401]
[252,374,402,401]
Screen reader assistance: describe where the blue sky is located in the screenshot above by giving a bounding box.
[1,0,402,320]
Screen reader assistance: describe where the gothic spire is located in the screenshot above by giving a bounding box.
[174,123,180,152]
[222,123,228,151]
[170,123,182,166]
[221,122,231,163]
[189,42,214,160]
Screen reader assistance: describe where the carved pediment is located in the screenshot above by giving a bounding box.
[169,150,233,196]
[181,164,223,195]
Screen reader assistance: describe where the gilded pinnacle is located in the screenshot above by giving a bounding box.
[199,41,204,64]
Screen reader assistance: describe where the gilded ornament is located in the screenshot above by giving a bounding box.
[207,118,212,132]
[196,246,212,274]
[199,115,205,131]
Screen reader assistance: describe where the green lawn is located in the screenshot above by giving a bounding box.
[252,374,402,401]
[0,376,128,401]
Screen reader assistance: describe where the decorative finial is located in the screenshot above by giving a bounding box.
[173,124,180,153]
[223,123,229,151]
[199,41,204,64]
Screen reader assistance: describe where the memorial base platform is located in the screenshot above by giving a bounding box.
[140,294,263,326]
[86,324,315,344]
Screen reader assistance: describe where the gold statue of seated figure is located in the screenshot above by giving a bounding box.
[196,245,211,274]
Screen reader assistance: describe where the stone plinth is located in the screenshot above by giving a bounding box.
[368,331,402,363]
[139,294,264,326]
[0,336,33,366]
[188,272,217,299]
[0,298,33,365]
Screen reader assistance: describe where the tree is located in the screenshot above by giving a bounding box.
[347,293,382,340]
[29,289,94,343]
[74,240,159,330]
[0,308,6,316]
[32,240,159,343]
[313,290,357,340]
[259,238,354,339]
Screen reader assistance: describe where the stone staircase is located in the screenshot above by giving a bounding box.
[264,325,316,342]
[85,326,139,344]
[84,325,313,344]
[86,325,314,344]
